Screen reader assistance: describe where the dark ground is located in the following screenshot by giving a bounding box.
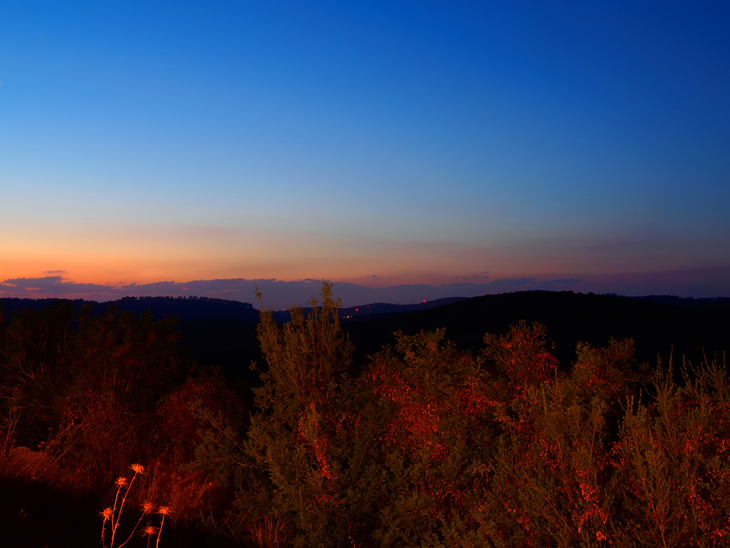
[0,477,239,548]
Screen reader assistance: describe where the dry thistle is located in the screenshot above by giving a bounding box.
[105,478,127,548]
[100,507,113,547]
[117,501,157,548]
[155,506,172,548]
[141,525,159,548]
[103,464,156,548]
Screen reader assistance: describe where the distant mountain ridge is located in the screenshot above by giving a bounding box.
[628,294,730,307]
[2,291,728,382]
[270,296,467,323]
[4,274,729,310]
[340,290,730,373]
[2,293,729,325]
[0,295,260,323]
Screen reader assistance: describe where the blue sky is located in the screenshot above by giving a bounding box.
[2,1,729,305]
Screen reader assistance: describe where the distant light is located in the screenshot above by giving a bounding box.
[423,300,426,303]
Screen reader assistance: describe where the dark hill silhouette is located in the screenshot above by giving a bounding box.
[0,296,261,381]
[2,292,728,379]
[341,291,730,371]
[0,295,259,322]
[270,296,467,323]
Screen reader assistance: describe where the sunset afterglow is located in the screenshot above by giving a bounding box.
[2,1,729,307]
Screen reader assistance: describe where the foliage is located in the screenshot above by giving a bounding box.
[611,355,730,547]
[2,289,730,547]
[480,341,631,546]
[0,301,77,453]
[362,328,496,546]
[0,301,224,491]
[188,285,730,547]
[237,282,359,547]
[154,374,245,466]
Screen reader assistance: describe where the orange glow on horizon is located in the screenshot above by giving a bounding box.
[3,220,727,295]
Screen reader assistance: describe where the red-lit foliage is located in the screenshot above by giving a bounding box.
[483,377,613,545]
[3,290,729,548]
[482,320,560,388]
[226,282,359,546]
[154,374,242,466]
[57,307,187,484]
[0,302,191,489]
[611,357,730,546]
[0,301,76,449]
[366,332,454,462]
[359,329,496,546]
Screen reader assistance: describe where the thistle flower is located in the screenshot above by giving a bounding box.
[155,507,172,548]
[141,525,159,548]
[141,526,158,536]
[130,463,145,475]
[115,476,128,487]
[100,506,114,547]
[141,501,155,514]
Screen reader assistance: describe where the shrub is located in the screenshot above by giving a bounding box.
[363,328,496,546]
[612,354,730,546]
[240,282,356,547]
[0,302,190,490]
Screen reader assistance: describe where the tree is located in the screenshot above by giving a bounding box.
[227,282,361,546]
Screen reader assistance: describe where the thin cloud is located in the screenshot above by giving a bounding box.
[538,278,581,285]
[481,277,536,288]
[0,276,127,300]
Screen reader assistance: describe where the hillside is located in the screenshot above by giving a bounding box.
[2,291,728,378]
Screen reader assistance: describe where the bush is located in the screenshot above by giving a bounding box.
[0,303,191,489]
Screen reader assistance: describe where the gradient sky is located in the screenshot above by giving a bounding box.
[2,1,730,305]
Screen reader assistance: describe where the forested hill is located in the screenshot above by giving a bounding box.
[0,295,467,324]
[1,291,728,378]
[341,291,730,371]
[270,296,467,323]
[0,295,260,322]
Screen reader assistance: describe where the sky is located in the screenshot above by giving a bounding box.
[2,0,729,308]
